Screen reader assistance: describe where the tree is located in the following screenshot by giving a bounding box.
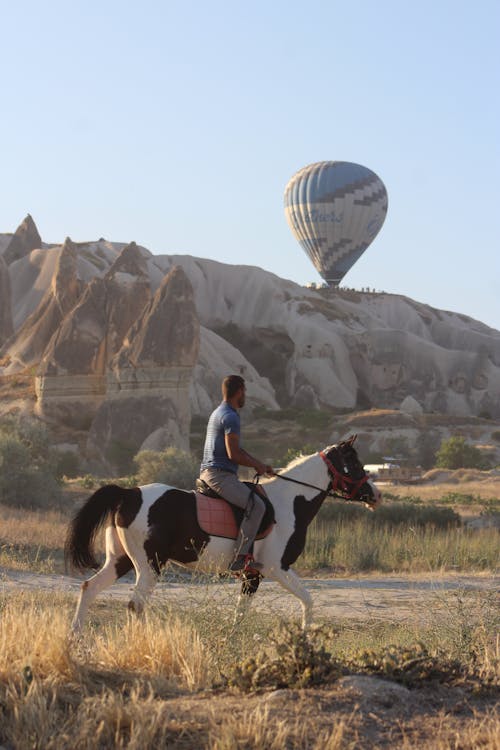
[415,430,441,469]
[435,436,488,470]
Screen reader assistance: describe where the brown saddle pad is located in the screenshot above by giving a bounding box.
[195,492,275,540]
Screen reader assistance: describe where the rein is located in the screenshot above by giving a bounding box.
[272,450,370,503]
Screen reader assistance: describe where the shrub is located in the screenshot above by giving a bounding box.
[0,418,61,508]
[346,642,463,687]
[134,447,199,488]
[435,436,489,470]
[106,438,137,476]
[227,624,340,691]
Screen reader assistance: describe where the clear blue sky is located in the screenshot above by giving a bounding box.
[1,0,499,329]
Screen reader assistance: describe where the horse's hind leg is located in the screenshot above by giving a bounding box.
[127,558,158,616]
[234,571,261,624]
[71,526,132,633]
[116,530,158,616]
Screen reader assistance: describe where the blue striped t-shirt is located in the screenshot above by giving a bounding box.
[200,401,240,473]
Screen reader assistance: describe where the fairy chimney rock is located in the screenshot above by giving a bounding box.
[52,237,82,310]
[34,278,110,426]
[114,264,199,369]
[3,214,42,266]
[102,242,152,354]
[1,238,83,371]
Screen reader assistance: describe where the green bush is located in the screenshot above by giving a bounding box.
[134,447,199,488]
[435,436,489,469]
[0,417,61,508]
[276,444,316,467]
[54,450,80,479]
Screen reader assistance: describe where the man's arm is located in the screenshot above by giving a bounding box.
[225,432,274,475]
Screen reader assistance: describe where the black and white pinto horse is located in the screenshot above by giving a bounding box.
[65,436,381,632]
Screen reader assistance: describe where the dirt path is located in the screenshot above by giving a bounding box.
[1,567,497,623]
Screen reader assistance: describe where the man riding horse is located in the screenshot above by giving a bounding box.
[199,375,275,574]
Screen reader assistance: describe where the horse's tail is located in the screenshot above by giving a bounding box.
[65,484,125,572]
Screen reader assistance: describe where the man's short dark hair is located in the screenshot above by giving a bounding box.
[222,375,245,400]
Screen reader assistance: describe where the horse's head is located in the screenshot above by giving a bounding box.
[320,434,382,510]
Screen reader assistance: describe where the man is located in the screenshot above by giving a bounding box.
[200,374,275,573]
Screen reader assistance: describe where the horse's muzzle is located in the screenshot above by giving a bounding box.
[364,481,382,510]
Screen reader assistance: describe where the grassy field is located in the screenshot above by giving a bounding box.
[1,505,498,577]
[0,475,498,576]
[301,517,499,573]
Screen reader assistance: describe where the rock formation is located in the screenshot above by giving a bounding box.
[190,326,279,415]
[1,216,499,471]
[3,214,42,266]
[35,242,153,428]
[88,265,199,462]
[101,241,152,357]
[1,238,82,371]
[0,255,13,346]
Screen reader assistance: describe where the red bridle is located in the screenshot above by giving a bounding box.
[319,449,370,501]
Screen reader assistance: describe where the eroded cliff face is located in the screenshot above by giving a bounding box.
[1,216,499,472]
[0,256,13,346]
[151,256,500,419]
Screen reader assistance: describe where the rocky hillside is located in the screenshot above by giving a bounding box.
[1,215,499,468]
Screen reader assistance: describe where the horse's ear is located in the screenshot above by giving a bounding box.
[347,434,357,445]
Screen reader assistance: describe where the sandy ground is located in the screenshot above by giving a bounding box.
[1,567,497,624]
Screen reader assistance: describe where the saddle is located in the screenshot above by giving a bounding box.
[195,478,275,540]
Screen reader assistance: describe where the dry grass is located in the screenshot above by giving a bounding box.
[301,520,499,573]
[0,590,498,749]
[387,473,500,503]
[0,594,500,750]
[0,505,68,572]
[374,474,500,546]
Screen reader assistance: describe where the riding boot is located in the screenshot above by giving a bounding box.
[230,492,265,572]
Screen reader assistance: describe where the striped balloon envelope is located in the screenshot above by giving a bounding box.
[284,161,388,286]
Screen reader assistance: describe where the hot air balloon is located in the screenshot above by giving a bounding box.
[284,161,388,286]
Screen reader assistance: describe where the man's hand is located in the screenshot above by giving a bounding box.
[255,461,275,476]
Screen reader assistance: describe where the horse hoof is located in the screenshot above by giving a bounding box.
[127,600,143,615]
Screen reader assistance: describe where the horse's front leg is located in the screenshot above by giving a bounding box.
[234,571,261,624]
[268,567,313,629]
